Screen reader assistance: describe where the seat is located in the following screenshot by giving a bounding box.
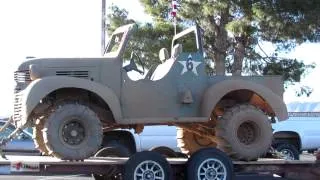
[145,48,169,80]
[171,44,182,58]
[149,44,183,81]
[159,48,169,63]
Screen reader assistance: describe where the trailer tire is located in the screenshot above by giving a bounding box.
[216,104,273,161]
[186,147,234,180]
[43,103,102,160]
[124,151,173,180]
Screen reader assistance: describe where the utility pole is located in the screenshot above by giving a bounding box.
[101,0,106,56]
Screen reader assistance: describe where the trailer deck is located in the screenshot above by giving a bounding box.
[0,155,319,180]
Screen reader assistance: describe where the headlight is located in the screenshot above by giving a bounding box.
[29,64,41,80]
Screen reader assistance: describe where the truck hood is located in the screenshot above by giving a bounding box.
[16,57,109,71]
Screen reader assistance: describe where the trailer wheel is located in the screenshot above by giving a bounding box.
[124,151,172,180]
[186,148,234,180]
[217,104,273,160]
[43,103,102,160]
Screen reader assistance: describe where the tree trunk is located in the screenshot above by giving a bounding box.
[213,26,228,75]
[232,40,245,76]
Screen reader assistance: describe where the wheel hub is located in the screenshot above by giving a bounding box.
[280,149,294,160]
[237,121,257,145]
[197,158,227,180]
[62,120,85,146]
[205,168,217,179]
[134,160,164,180]
[143,170,155,180]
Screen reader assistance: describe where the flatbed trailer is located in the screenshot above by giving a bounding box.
[0,155,319,180]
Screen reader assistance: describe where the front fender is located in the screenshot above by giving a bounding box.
[201,79,288,121]
[20,76,122,124]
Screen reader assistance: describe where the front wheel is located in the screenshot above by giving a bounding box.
[43,103,103,160]
[33,118,49,155]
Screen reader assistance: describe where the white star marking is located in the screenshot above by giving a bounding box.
[178,54,201,75]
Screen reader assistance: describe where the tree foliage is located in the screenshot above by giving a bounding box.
[106,5,180,68]
[106,1,319,96]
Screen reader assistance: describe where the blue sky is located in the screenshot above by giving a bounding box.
[0,0,319,117]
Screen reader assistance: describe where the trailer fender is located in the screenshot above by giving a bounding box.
[20,76,122,124]
[201,79,288,121]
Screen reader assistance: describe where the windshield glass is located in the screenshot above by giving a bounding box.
[105,32,125,54]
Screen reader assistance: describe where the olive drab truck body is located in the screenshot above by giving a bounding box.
[10,23,288,160]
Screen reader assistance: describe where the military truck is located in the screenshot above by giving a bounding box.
[11,23,288,161]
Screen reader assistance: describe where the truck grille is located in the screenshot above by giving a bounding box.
[56,71,89,79]
[13,93,22,122]
[14,70,31,83]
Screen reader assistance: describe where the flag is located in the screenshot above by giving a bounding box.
[171,0,178,18]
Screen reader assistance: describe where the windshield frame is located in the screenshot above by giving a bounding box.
[171,26,204,54]
[104,23,135,58]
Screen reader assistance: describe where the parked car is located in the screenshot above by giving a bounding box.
[0,120,40,155]
[270,102,320,160]
[272,111,320,160]
[98,125,181,158]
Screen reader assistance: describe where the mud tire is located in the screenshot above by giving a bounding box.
[33,118,49,155]
[177,127,217,155]
[217,104,273,161]
[43,103,103,160]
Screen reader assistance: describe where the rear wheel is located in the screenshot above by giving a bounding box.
[216,104,273,160]
[176,104,273,161]
[43,103,103,160]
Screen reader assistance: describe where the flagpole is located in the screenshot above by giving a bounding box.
[171,0,178,35]
[101,0,106,56]
[174,17,177,35]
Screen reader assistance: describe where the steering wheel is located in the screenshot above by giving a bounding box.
[123,52,145,75]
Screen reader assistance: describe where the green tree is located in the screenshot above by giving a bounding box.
[139,0,319,95]
[106,5,179,68]
[107,1,319,95]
